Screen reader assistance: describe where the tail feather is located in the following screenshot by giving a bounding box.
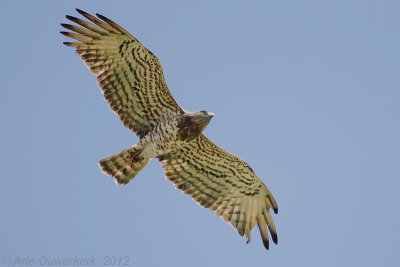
[98,147,150,185]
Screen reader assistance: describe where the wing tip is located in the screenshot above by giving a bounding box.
[75,8,86,15]
[271,232,278,245]
[65,15,81,24]
[257,216,270,250]
[262,239,270,250]
[96,12,105,19]
[95,12,126,35]
[95,12,111,23]
[273,207,278,214]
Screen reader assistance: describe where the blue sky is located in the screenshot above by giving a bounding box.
[1,1,399,266]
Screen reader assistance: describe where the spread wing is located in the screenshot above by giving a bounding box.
[61,9,182,137]
[158,135,278,250]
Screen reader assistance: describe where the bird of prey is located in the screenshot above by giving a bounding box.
[61,9,278,250]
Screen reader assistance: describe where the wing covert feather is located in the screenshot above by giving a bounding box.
[62,9,182,137]
[158,135,278,249]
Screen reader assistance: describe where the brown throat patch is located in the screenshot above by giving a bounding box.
[177,116,208,142]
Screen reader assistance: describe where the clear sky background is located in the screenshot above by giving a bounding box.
[1,1,399,266]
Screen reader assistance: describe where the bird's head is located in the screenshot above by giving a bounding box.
[178,110,214,141]
[191,110,214,127]
[197,110,214,120]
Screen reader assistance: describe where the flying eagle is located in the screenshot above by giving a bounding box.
[61,9,278,250]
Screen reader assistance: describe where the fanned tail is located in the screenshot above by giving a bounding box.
[98,146,150,185]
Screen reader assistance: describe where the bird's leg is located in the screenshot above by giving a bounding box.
[129,140,157,162]
[130,149,143,162]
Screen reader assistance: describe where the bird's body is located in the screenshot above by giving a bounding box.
[61,9,279,250]
[99,111,213,185]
